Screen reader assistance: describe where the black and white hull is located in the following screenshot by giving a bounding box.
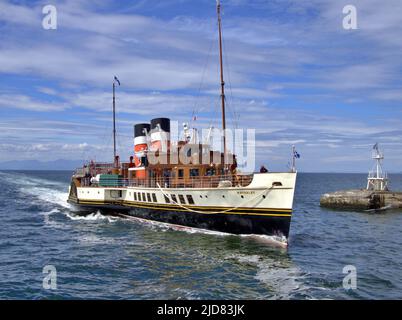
[68,172,297,238]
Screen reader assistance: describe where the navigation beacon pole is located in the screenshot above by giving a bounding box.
[217,0,227,173]
[367,143,388,191]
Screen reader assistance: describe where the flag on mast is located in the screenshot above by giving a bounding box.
[114,76,121,86]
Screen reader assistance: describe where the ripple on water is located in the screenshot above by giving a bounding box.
[1,171,402,299]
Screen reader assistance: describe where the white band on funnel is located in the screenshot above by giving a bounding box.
[134,136,148,146]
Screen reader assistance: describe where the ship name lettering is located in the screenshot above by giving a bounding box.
[237,191,255,195]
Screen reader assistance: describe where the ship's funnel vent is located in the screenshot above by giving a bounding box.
[150,118,170,152]
[151,118,170,133]
[134,123,150,167]
[134,123,151,138]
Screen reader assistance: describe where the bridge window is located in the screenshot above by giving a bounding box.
[178,169,184,178]
[147,193,151,202]
[171,194,178,203]
[152,193,157,202]
[142,193,146,202]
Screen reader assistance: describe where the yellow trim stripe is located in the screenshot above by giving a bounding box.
[124,202,291,217]
[124,200,291,213]
[129,202,291,212]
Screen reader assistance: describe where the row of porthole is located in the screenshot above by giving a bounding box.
[238,195,266,199]
[199,194,266,199]
[165,194,195,205]
[80,190,266,201]
[127,191,196,206]
[79,190,102,194]
[128,191,157,203]
[125,192,266,201]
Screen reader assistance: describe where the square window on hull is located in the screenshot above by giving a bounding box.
[164,195,170,203]
[171,194,178,203]
[186,195,195,205]
[178,195,186,204]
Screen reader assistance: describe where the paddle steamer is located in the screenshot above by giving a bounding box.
[67,0,297,239]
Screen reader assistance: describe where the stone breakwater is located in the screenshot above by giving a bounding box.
[320,189,402,211]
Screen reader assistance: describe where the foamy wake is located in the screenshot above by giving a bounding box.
[2,172,115,223]
[3,171,72,209]
[65,211,117,223]
[40,208,117,225]
[240,234,288,248]
[21,186,71,209]
[119,214,288,247]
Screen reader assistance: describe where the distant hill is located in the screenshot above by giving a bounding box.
[0,159,86,171]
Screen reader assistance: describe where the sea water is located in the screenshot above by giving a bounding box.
[0,170,401,299]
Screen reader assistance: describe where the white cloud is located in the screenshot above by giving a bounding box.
[1,0,402,171]
[0,94,67,112]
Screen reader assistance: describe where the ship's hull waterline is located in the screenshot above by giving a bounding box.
[68,172,297,239]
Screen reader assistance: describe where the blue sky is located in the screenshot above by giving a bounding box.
[0,0,402,172]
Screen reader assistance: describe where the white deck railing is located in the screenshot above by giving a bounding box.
[80,174,253,189]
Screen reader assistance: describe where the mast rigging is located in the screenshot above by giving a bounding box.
[217,0,227,169]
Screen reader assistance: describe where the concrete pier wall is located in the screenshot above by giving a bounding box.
[320,189,402,211]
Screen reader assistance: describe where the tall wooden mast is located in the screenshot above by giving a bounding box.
[112,81,117,162]
[217,0,227,168]
[112,76,120,167]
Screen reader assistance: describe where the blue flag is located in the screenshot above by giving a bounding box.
[294,150,301,159]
